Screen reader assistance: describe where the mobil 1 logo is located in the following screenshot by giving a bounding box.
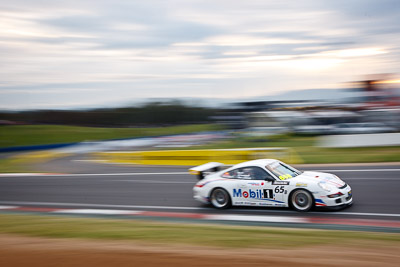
[263,189,273,199]
[263,186,286,199]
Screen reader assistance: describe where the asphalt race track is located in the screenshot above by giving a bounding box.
[0,155,399,222]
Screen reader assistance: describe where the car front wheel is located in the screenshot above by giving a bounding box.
[210,188,231,209]
[290,189,314,212]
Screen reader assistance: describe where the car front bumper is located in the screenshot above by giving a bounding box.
[314,184,353,208]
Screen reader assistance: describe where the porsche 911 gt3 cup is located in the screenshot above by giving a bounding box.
[190,159,353,212]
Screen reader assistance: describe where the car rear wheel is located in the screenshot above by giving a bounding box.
[210,188,231,209]
[290,189,313,212]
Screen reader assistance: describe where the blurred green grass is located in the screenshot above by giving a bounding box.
[0,158,32,173]
[0,126,399,167]
[0,124,221,148]
[0,214,398,248]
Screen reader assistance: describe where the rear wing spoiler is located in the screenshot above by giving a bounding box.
[189,162,225,180]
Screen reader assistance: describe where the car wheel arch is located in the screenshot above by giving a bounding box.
[209,187,232,209]
[288,188,315,212]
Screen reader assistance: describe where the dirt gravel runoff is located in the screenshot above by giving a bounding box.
[0,234,399,267]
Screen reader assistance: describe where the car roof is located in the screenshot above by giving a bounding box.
[232,159,279,169]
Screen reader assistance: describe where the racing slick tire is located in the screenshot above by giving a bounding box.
[290,189,314,212]
[210,188,231,209]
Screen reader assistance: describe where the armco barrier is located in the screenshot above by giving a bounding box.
[94,147,302,166]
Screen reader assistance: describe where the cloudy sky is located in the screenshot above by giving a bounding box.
[1,0,399,110]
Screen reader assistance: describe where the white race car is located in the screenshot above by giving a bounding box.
[190,159,353,212]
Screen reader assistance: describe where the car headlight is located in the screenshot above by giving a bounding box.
[318,182,335,192]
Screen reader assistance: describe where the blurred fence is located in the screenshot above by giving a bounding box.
[94,147,302,166]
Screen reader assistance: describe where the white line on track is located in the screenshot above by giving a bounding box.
[2,172,399,182]
[0,200,400,218]
[231,208,400,217]
[343,178,399,180]
[322,211,400,217]
[0,205,18,209]
[0,201,207,210]
[206,214,308,223]
[0,172,188,178]
[48,172,189,177]
[112,180,194,184]
[107,178,400,182]
[0,169,399,178]
[317,169,400,172]
[53,209,142,215]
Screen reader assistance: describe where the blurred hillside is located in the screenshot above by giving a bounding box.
[0,101,218,127]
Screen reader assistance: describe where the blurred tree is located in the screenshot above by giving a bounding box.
[0,101,218,127]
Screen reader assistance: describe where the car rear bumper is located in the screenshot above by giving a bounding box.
[193,187,210,204]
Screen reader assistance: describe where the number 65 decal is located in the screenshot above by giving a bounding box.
[274,186,285,193]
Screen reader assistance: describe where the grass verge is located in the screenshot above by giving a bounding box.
[0,124,221,148]
[0,214,399,248]
[0,157,34,173]
[188,134,400,164]
[0,151,69,173]
[1,128,399,167]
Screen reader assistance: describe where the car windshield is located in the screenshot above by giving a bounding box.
[266,162,302,180]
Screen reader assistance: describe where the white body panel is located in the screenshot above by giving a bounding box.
[193,159,353,210]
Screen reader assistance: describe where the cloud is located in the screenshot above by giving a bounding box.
[0,0,400,110]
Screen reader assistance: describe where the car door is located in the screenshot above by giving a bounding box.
[248,167,286,206]
[221,166,286,206]
[233,166,285,206]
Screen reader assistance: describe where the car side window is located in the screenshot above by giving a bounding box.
[251,167,275,181]
[221,168,243,179]
[221,167,275,181]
